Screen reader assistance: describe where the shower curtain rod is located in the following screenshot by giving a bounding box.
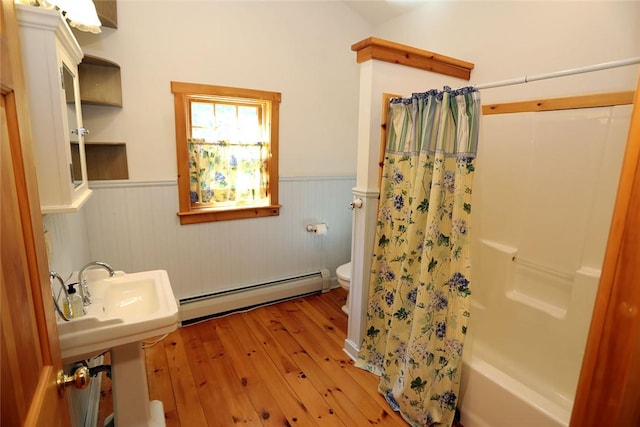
[474,57,640,90]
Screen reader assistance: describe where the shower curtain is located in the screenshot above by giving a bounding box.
[356,87,481,426]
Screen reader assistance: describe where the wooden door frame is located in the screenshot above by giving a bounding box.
[2,0,71,424]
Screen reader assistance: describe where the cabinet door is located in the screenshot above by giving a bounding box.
[16,4,92,213]
[57,39,91,211]
[63,63,88,187]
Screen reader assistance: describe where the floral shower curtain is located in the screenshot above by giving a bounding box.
[356,87,481,426]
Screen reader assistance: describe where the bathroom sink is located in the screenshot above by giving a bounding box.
[57,269,178,363]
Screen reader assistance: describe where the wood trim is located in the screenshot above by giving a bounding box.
[177,205,281,225]
[482,91,634,115]
[378,93,400,191]
[171,81,281,225]
[23,366,55,426]
[171,81,282,103]
[351,37,474,81]
[172,89,191,216]
[570,80,640,425]
[269,99,280,211]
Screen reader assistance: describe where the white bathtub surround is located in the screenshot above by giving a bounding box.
[460,105,630,426]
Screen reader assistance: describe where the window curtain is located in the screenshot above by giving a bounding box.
[356,87,481,426]
[188,139,269,206]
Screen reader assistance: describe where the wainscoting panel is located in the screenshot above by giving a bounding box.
[83,177,355,301]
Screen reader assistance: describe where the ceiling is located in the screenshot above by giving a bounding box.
[343,1,426,26]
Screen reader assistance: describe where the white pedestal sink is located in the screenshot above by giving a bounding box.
[57,269,179,427]
[111,342,166,427]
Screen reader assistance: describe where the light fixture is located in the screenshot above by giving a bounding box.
[14,0,102,33]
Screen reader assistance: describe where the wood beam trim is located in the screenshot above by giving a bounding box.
[351,37,474,81]
[482,91,635,115]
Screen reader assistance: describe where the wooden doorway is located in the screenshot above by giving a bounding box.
[1,0,71,425]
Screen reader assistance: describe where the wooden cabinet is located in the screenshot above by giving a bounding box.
[17,5,92,213]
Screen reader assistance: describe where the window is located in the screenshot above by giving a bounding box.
[171,82,281,224]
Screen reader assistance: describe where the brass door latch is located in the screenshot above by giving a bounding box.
[57,366,90,394]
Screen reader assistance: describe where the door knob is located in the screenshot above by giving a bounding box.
[57,366,90,394]
[71,127,89,136]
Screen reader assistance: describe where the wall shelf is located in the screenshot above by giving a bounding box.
[78,54,122,106]
[94,0,117,29]
[71,142,129,180]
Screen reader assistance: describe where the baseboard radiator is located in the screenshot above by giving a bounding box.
[179,269,331,325]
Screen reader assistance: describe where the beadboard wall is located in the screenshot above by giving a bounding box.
[78,177,354,301]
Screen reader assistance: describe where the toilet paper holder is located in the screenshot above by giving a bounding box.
[306,223,328,234]
[350,199,363,210]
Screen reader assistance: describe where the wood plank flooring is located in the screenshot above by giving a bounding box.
[98,288,409,426]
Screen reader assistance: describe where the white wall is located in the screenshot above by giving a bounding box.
[45,0,640,325]
[43,1,374,305]
[376,1,640,102]
[74,1,372,181]
[83,177,354,301]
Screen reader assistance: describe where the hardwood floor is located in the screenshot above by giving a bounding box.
[98,288,409,426]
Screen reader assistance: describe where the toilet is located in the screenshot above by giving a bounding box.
[336,262,351,314]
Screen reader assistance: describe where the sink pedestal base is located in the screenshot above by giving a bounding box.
[111,342,166,427]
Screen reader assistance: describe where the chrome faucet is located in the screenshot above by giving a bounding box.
[50,271,72,321]
[78,261,116,305]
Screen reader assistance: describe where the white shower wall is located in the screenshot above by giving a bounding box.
[466,104,631,415]
[79,177,354,301]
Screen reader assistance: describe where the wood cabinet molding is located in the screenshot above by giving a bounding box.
[351,36,474,80]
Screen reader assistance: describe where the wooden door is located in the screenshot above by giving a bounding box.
[1,0,71,425]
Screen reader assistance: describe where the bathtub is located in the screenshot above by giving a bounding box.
[456,105,627,426]
[456,239,601,427]
[459,354,571,427]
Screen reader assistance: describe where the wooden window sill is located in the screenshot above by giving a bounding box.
[177,205,280,225]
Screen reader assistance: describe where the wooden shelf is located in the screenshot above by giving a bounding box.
[78,54,122,106]
[94,0,117,29]
[71,142,128,180]
[351,36,474,81]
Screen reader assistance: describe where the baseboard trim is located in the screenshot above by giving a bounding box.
[179,269,331,324]
[343,338,360,361]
